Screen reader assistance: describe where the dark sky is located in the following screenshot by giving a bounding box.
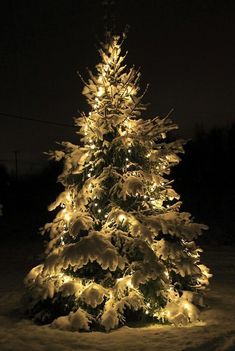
[0,0,234,174]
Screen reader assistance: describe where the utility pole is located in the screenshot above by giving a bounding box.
[14,150,18,181]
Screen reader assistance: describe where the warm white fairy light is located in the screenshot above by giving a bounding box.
[117,214,126,224]
[64,212,71,222]
[98,209,101,213]
[164,271,169,278]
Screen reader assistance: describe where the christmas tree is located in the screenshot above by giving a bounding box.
[24,34,211,331]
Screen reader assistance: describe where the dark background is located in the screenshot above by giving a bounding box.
[0,0,234,244]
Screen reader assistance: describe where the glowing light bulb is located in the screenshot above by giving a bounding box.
[94,203,98,207]
[128,149,131,153]
[90,144,95,149]
[126,164,130,168]
[125,158,129,161]
[64,213,71,222]
[98,209,101,213]
[117,214,126,224]
[88,173,91,178]
[183,302,190,310]
[144,195,147,199]
[127,280,133,288]
[104,214,108,218]
[97,87,105,97]
[66,192,71,201]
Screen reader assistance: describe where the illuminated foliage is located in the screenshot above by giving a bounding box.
[24,34,211,331]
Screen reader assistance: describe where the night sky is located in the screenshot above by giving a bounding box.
[1,0,234,174]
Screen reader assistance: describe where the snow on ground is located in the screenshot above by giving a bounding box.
[0,238,235,351]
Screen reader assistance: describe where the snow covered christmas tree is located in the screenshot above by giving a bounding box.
[24,34,211,331]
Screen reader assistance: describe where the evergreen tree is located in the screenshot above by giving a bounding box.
[24,34,211,331]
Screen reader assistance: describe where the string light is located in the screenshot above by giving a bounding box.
[117,214,126,224]
[98,209,101,213]
[64,213,71,222]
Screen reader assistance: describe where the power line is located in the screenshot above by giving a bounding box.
[0,112,75,128]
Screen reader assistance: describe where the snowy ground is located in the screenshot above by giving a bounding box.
[0,238,235,351]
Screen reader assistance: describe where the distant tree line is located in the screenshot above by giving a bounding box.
[173,123,235,244]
